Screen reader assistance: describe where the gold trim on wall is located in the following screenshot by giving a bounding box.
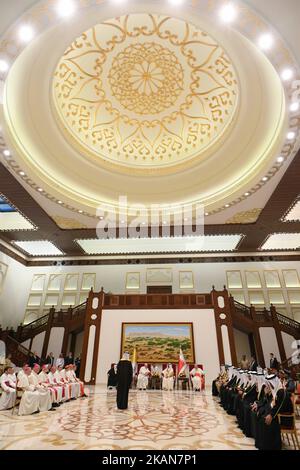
[125,272,141,290]
[179,271,194,289]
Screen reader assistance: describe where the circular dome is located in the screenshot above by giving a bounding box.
[52,14,239,174]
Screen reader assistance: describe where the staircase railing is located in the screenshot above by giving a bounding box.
[18,314,49,342]
[276,311,300,333]
[3,334,37,366]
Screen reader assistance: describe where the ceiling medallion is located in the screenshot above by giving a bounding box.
[52,14,238,174]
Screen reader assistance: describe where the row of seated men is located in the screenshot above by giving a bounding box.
[108,363,205,391]
[0,363,87,415]
[212,365,295,450]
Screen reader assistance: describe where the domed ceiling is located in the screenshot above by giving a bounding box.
[52,14,239,174]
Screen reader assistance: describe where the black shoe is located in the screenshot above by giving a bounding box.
[49,408,56,411]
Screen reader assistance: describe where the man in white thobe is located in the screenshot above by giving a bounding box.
[190,365,205,391]
[29,364,53,411]
[0,367,16,410]
[137,363,150,390]
[162,364,174,391]
[17,367,40,416]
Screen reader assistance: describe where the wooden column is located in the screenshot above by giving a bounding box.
[41,307,55,359]
[270,305,286,363]
[250,305,265,368]
[211,287,237,366]
[80,287,104,385]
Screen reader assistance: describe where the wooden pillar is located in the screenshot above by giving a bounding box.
[41,307,55,359]
[80,288,104,384]
[61,307,73,356]
[70,333,77,356]
[270,305,286,363]
[211,287,237,366]
[253,327,265,368]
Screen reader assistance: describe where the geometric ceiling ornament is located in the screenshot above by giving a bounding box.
[76,234,243,255]
[260,233,300,251]
[225,208,263,224]
[53,14,239,175]
[0,212,36,231]
[1,1,290,221]
[283,198,300,222]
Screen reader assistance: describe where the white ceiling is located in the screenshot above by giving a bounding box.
[1,0,299,63]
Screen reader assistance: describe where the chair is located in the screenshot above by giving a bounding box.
[278,395,300,450]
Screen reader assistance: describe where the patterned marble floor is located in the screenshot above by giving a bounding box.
[0,386,297,450]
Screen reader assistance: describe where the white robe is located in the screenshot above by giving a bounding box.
[66,370,80,398]
[162,368,174,391]
[47,372,63,403]
[0,373,16,410]
[137,366,150,389]
[54,370,70,401]
[17,374,40,416]
[190,368,204,390]
[29,372,52,411]
[38,371,59,404]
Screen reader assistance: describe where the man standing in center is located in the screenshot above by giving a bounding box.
[116,352,133,410]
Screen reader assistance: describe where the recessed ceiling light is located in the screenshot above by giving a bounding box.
[163,221,167,225]
[258,33,274,50]
[3,149,10,157]
[281,68,293,81]
[56,0,76,18]
[277,156,284,163]
[0,59,9,73]
[58,200,63,204]
[287,131,296,140]
[121,220,125,224]
[205,213,209,216]
[37,188,43,192]
[219,3,237,23]
[244,192,250,197]
[19,171,26,176]
[262,177,268,182]
[290,102,299,112]
[18,25,35,43]
[225,204,230,208]
[168,0,184,5]
[78,210,83,213]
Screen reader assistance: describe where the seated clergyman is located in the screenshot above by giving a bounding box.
[162,364,174,391]
[137,363,150,390]
[0,366,16,410]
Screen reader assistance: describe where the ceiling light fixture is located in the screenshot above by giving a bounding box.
[287,131,296,140]
[219,3,238,23]
[225,204,230,208]
[258,33,274,50]
[277,156,284,163]
[244,192,250,197]
[56,0,76,18]
[19,171,26,176]
[0,59,9,73]
[18,25,35,43]
[3,149,10,157]
[290,102,299,112]
[168,0,184,5]
[37,188,43,192]
[78,210,83,213]
[262,177,268,182]
[58,200,63,204]
[281,68,293,81]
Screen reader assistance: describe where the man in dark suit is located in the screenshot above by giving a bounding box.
[28,351,40,368]
[249,356,258,371]
[269,353,279,371]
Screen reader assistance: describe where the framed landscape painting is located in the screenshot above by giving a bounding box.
[121,323,195,363]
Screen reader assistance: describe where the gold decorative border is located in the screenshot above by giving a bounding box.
[0,0,299,220]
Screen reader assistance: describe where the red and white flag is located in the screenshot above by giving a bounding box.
[178,348,186,375]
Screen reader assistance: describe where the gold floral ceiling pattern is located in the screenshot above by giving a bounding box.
[53,14,239,174]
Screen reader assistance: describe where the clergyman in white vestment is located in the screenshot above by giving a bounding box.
[0,367,16,410]
[137,364,150,390]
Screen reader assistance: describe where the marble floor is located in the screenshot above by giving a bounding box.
[0,386,298,450]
